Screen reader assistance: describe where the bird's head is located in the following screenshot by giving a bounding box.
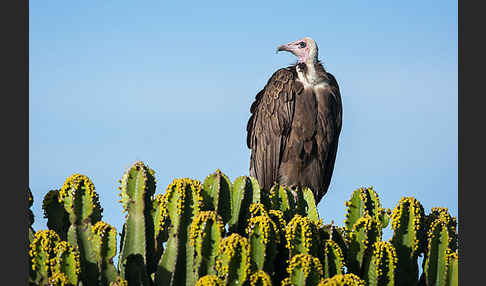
[276,37,318,64]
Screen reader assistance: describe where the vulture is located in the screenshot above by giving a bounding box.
[246,37,342,204]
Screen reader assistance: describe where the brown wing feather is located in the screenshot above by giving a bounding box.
[247,67,300,191]
[313,71,342,202]
[327,72,342,134]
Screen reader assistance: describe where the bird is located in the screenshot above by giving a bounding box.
[246,37,342,204]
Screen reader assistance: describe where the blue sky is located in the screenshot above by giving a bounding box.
[30,0,457,243]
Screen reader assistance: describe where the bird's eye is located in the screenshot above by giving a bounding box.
[299,41,306,48]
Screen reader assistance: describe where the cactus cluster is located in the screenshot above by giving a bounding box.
[28,161,458,286]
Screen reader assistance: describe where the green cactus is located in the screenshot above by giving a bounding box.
[91,221,119,285]
[28,188,35,244]
[58,174,102,225]
[322,240,345,279]
[246,214,278,275]
[51,241,81,286]
[318,273,365,286]
[320,224,348,265]
[268,210,286,233]
[152,193,170,268]
[28,188,37,286]
[201,169,232,224]
[195,275,225,286]
[117,161,156,284]
[251,206,285,282]
[110,276,129,286]
[58,174,103,285]
[344,187,389,234]
[281,253,323,286]
[425,207,457,251]
[285,214,321,259]
[42,189,70,242]
[29,230,61,285]
[267,209,289,283]
[445,251,458,286]
[390,197,426,286]
[420,207,458,286]
[215,233,251,286]
[347,216,382,275]
[299,187,320,223]
[267,183,298,221]
[362,241,398,286]
[228,176,261,234]
[248,202,269,218]
[155,178,203,286]
[29,231,81,286]
[249,270,273,286]
[47,272,69,286]
[27,165,460,286]
[423,217,454,286]
[190,211,225,281]
[124,254,152,286]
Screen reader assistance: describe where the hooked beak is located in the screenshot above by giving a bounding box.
[276,43,294,54]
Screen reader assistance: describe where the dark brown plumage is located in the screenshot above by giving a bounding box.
[246,37,342,204]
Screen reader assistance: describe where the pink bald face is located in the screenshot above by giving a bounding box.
[276,38,310,63]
